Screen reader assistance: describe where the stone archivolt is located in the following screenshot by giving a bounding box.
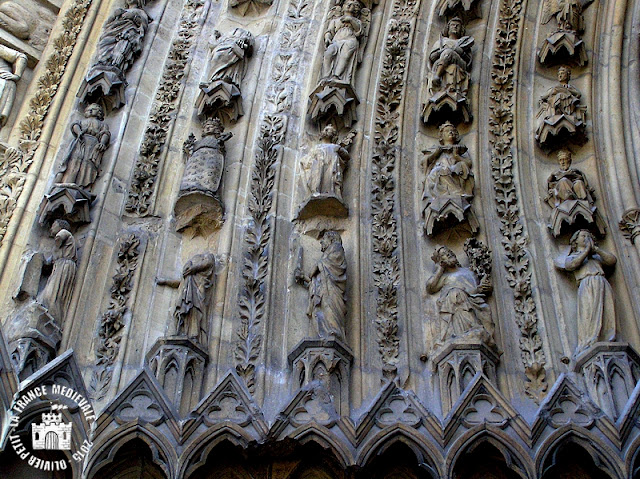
[3,0,640,475]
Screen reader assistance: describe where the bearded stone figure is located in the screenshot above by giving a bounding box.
[545,148,605,236]
[422,122,477,235]
[535,66,587,148]
[556,230,617,356]
[55,103,111,190]
[173,253,216,346]
[427,246,494,348]
[295,231,348,342]
[422,17,474,124]
[0,43,26,127]
[197,28,254,122]
[79,0,150,108]
[297,125,350,219]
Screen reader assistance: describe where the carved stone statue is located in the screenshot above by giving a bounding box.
[308,0,371,129]
[78,0,151,109]
[297,125,350,220]
[173,253,216,346]
[37,220,78,323]
[54,103,111,189]
[0,43,26,126]
[7,219,78,378]
[422,122,478,236]
[426,245,494,348]
[422,17,474,125]
[0,1,36,39]
[556,230,617,356]
[295,231,348,342]
[539,0,593,66]
[535,66,587,149]
[196,28,254,123]
[545,148,605,237]
[174,118,232,236]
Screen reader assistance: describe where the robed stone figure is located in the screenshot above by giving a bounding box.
[296,231,348,342]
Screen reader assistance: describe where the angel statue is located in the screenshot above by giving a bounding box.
[78,0,151,109]
[308,0,371,128]
[539,0,594,65]
[196,28,254,123]
[422,17,474,124]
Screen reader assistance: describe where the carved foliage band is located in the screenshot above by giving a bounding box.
[234,0,310,393]
[0,0,92,246]
[89,234,141,400]
[370,0,417,378]
[125,0,205,217]
[489,0,548,401]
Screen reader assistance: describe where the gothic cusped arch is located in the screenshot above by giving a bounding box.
[356,424,443,478]
[536,427,625,479]
[446,427,534,479]
[288,422,354,468]
[179,424,259,478]
[85,422,176,479]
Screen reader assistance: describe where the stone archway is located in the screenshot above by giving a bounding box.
[91,438,167,479]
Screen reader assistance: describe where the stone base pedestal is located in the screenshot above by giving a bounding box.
[174,190,224,237]
[147,337,209,416]
[535,114,587,151]
[538,31,588,67]
[196,80,243,123]
[548,200,606,238]
[6,301,61,381]
[38,184,95,227]
[296,194,348,220]
[78,66,127,111]
[422,91,472,125]
[308,80,359,129]
[288,338,353,417]
[432,341,500,415]
[574,342,640,419]
[423,196,478,236]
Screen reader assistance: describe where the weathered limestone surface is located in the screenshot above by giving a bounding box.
[1,0,640,477]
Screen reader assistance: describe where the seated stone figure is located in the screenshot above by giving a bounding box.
[535,66,587,149]
[426,245,494,349]
[422,122,478,235]
[545,148,605,236]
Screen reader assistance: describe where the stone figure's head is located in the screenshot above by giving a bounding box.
[203,117,224,138]
[85,103,104,121]
[233,28,254,56]
[343,0,363,16]
[557,148,573,170]
[438,121,460,145]
[320,124,339,144]
[432,246,460,268]
[570,229,594,252]
[444,17,465,38]
[50,219,71,237]
[558,65,571,83]
[320,230,342,250]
